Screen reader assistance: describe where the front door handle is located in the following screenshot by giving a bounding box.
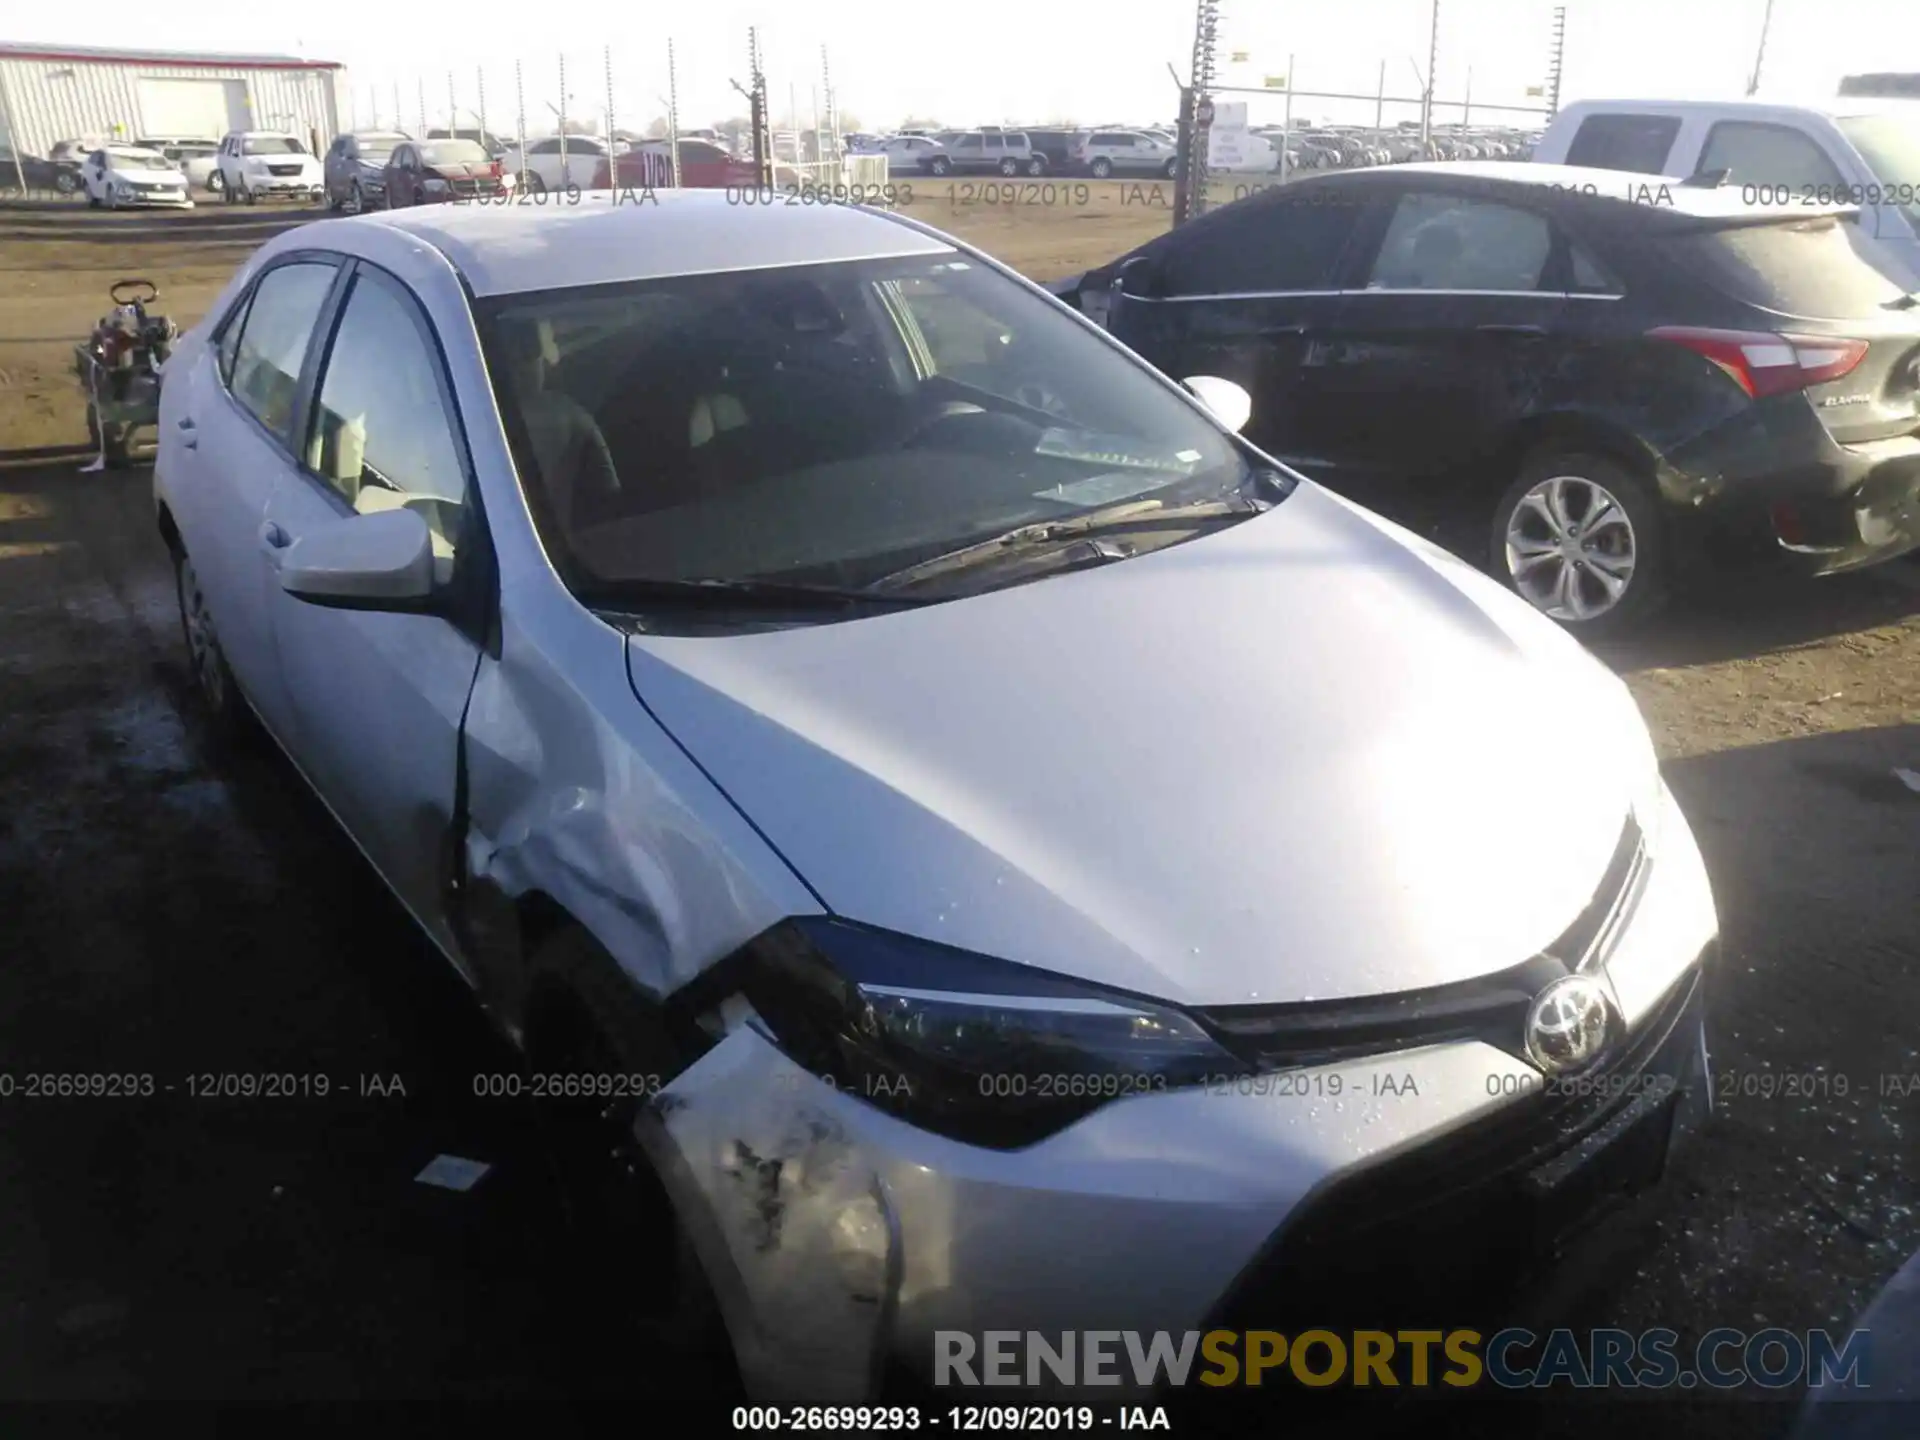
[1477,323,1548,337]
[258,520,290,564]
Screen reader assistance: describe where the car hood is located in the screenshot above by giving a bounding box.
[623,483,1655,1008]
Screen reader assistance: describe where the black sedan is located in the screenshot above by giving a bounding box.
[1050,162,1920,633]
[0,144,82,196]
[324,130,410,212]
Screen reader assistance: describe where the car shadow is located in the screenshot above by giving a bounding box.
[1589,566,1920,673]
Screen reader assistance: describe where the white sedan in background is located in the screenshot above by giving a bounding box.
[82,145,195,208]
[154,192,1716,1405]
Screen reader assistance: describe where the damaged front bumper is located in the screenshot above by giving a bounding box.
[636,785,1718,1405]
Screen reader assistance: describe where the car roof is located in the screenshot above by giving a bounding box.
[1306,159,1858,220]
[1550,96,1916,123]
[361,188,955,297]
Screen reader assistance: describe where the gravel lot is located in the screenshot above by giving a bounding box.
[3,200,1919,1435]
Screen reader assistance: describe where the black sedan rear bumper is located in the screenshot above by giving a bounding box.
[1663,399,1920,576]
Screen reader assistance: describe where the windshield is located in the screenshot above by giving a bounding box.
[111,151,174,170]
[420,140,489,165]
[244,136,305,155]
[478,254,1255,604]
[1836,112,1920,229]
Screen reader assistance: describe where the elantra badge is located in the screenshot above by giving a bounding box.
[1524,974,1617,1075]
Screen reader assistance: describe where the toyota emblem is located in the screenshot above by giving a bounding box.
[1524,974,1617,1075]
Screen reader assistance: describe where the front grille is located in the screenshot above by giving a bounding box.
[267,163,302,177]
[1196,813,1646,1070]
[1205,960,1707,1336]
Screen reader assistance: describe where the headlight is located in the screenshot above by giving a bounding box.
[712,918,1252,1148]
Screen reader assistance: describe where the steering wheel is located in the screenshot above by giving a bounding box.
[111,278,158,307]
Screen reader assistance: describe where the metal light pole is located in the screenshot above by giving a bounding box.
[558,54,569,187]
[1463,65,1472,127]
[448,72,457,133]
[417,79,426,137]
[1420,0,1440,146]
[477,69,487,144]
[604,44,615,151]
[0,68,27,196]
[667,39,682,187]
[515,59,526,186]
[1747,0,1777,97]
[1375,59,1386,131]
[393,82,403,135]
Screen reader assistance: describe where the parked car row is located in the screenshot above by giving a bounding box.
[850,123,1537,180]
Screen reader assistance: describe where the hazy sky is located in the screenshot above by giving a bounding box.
[12,0,1920,134]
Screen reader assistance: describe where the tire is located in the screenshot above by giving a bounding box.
[1090,157,1114,179]
[87,191,101,208]
[207,171,225,195]
[927,155,950,176]
[242,183,257,205]
[54,170,78,195]
[1025,156,1045,176]
[524,170,547,194]
[346,181,364,214]
[522,927,741,1393]
[1490,449,1669,636]
[997,157,1019,177]
[1162,157,1178,178]
[174,549,254,743]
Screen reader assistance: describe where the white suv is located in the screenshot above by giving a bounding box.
[1533,98,1920,287]
[1073,129,1178,179]
[216,131,324,205]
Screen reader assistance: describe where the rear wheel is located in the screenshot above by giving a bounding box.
[1090,156,1114,178]
[1025,156,1045,176]
[927,155,951,176]
[1491,449,1669,635]
[523,927,741,1393]
[1162,157,1178,178]
[174,548,253,742]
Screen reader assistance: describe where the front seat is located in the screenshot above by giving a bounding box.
[506,319,621,533]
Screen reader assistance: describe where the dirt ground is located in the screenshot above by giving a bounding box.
[3,197,1920,1434]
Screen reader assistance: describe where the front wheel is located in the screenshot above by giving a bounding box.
[346,181,365,214]
[523,927,742,1394]
[54,170,79,195]
[241,183,257,205]
[1491,450,1668,634]
[1162,157,1178,178]
[926,155,951,176]
[1090,157,1114,178]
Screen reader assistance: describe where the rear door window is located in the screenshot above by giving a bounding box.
[1162,192,1368,296]
[1363,191,1554,292]
[1697,121,1846,189]
[225,261,338,442]
[1675,216,1908,318]
[1563,114,1681,172]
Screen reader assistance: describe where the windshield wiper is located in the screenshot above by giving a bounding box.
[869,474,1291,594]
[577,576,938,612]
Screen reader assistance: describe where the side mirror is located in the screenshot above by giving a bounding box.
[1183,375,1253,434]
[278,506,438,610]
